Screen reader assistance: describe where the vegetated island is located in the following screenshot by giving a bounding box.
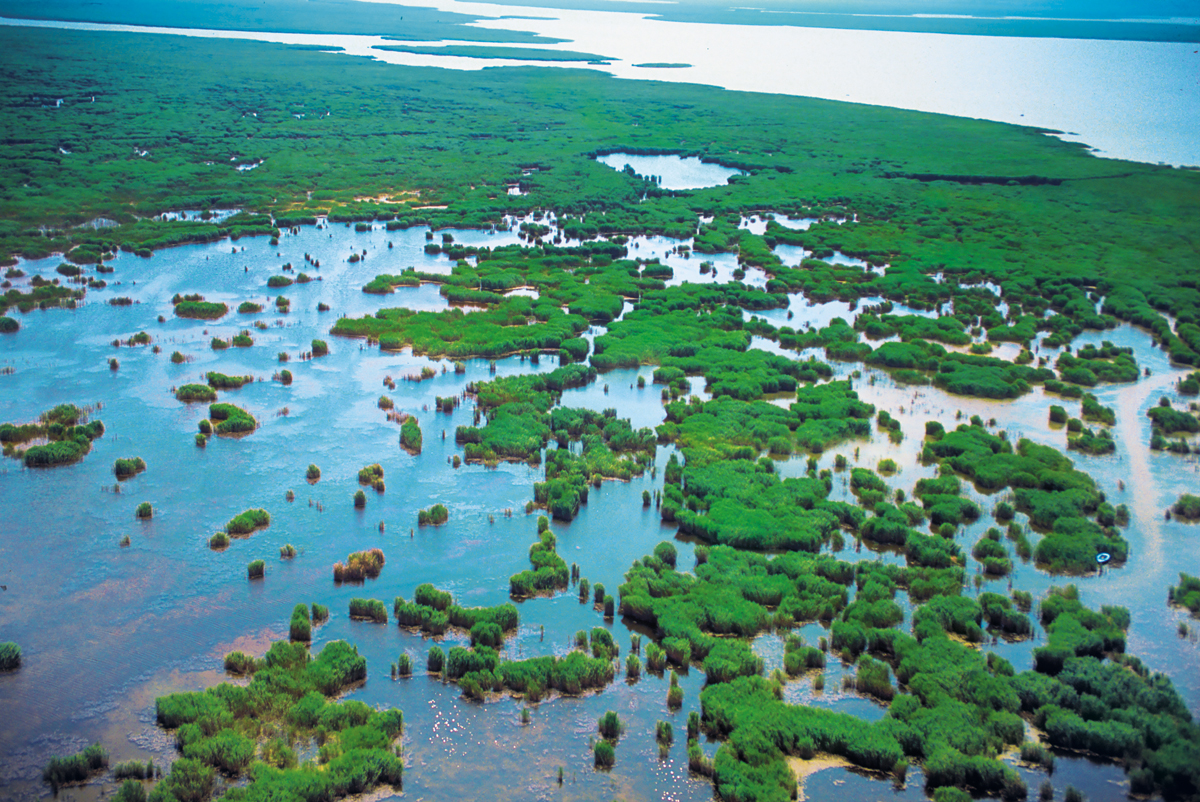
[0,403,104,467]
[172,293,228,320]
[208,403,257,435]
[373,44,614,62]
[225,508,270,536]
[144,635,402,799]
[399,416,422,454]
[113,456,146,479]
[417,504,448,526]
[333,548,385,583]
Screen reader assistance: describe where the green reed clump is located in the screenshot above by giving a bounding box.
[4,404,105,468]
[43,743,108,790]
[223,651,260,674]
[247,560,265,579]
[354,489,366,508]
[349,598,388,623]
[176,383,217,402]
[225,508,270,535]
[428,645,445,673]
[0,642,20,670]
[312,339,329,357]
[626,654,641,680]
[594,740,615,768]
[400,416,422,453]
[136,502,152,519]
[174,300,228,319]
[209,532,230,549]
[113,759,154,780]
[396,653,412,677]
[311,603,329,623]
[645,642,666,672]
[598,710,623,740]
[280,543,296,558]
[208,402,256,435]
[333,548,385,582]
[306,463,320,481]
[290,604,311,641]
[418,503,448,525]
[357,463,384,485]
[1173,494,1200,520]
[113,456,146,479]
[206,371,253,389]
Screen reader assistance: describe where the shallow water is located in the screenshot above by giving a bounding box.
[594,153,744,190]
[1,218,1198,802]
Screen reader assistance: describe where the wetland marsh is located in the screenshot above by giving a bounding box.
[1,20,1199,802]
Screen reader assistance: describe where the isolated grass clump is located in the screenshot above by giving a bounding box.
[136,502,153,519]
[306,463,320,481]
[418,503,449,526]
[174,299,227,320]
[113,456,146,479]
[0,641,20,670]
[3,404,105,468]
[43,743,108,791]
[247,560,265,579]
[333,548,386,583]
[225,508,270,535]
[358,463,384,490]
[400,416,422,453]
[509,517,569,598]
[349,598,388,623]
[176,383,217,402]
[289,603,311,642]
[206,371,253,389]
[1172,494,1200,520]
[209,531,230,549]
[1169,573,1200,614]
[208,403,256,435]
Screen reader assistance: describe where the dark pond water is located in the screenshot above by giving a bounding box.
[0,216,1197,802]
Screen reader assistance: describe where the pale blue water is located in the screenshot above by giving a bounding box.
[594,153,746,190]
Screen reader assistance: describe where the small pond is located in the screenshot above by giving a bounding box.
[594,153,744,190]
